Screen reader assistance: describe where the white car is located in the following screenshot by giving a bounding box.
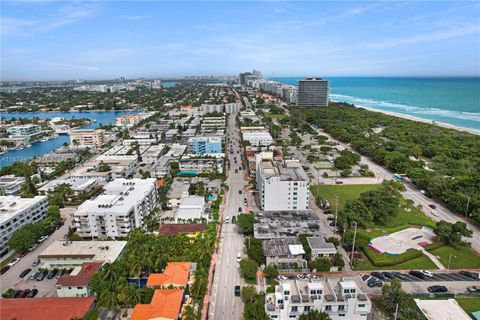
[8,258,20,267]
[296,274,306,280]
[277,275,288,281]
[420,270,434,278]
[38,235,48,243]
[225,217,230,224]
[431,210,439,217]
[236,253,242,263]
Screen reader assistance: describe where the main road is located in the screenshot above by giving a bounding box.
[209,113,248,320]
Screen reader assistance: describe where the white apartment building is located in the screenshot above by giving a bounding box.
[175,196,206,222]
[0,175,25,196]
[256,154,309,211]
[69,129,106,147]
[7,124,43,141]
[0,196,49,258]
[265,278,371,320]
[115,114,142,127]
[73,178,157,238]
[224,102,242,114]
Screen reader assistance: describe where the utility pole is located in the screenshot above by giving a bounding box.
[394,303,399,320]
[447,253,456,269]
[465,195,471,218]
[350,221,358,266]
[334,195,339,233]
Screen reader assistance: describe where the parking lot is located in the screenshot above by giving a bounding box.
[397,272,480,282]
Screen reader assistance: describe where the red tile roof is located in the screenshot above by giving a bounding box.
[131,289,184,320]
[146,262,191,287]
[158,223,206,236]
[0,297,95,320]
[56,262,103,287]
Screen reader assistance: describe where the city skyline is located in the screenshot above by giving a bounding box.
[1,1,480,81]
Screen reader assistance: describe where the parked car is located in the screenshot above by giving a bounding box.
[428,285,448,293]
[225,216,230,224]
[428,204,436,209]
[234,285,241,297]
[232,216,237,224]
[20,289,31,298]
[393,272,408,280]
[361,274,372,282]
[329,222,336,227]
[296,274,306,280]
[32,259,40,267]
[326,217,336,221]
[382,272,396,280]
[0,265,10,275]
[26,289,38,298]
[431,210,439,217]
[409,270,425,279]
[47,269,58,279]
[8,258,20,267]
[238,207,242,212]
[277,275,288,281]
[12,290,24,298]
[19,268,32,278]
[238,190,242,194]
[38,235,49,243]
[306,274,318,280]
[420,270,434,278]
[335,181,344,185]
[36,271,47,281]
[460,271,479,279]
[467,286,480,293]
[29,271,40,280]
[371,272,386,281]
[236,253,242,263]
[367,279,383,287]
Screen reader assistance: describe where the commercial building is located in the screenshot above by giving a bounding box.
[38,240,127,269]
[7,124,43,141]
[414,299,471,320]
[297,77,329,107]
[73,178,157,238]
[256,154,309,211]
[307,237,337,259]
[188,136,222,154]
[56,262,103,297]
[69,129,106,147]
[242,131,274,146]
[0,297,96,320]
[265,278,371,320]
[0,175,25,195]
[262,238,306,268]
[176,196,206,222]
[115,114,142,127]
[0,195,48,258]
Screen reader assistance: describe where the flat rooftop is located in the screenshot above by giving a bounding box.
[307,236,336,251]
[0,195,47,224]
[415,299,471,320]
[38,240,127,263]
[262,237,303,257]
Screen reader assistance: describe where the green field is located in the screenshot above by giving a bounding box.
[430,245,480,269]
[311,184,383,212]
[265,113,289,120]
[456,297,480,314]
[355,252,438,271]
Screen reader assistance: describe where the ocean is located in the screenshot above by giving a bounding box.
[270,77,480,130]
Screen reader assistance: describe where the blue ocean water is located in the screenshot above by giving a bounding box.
[0,111,139,169]
[271,77,480,130]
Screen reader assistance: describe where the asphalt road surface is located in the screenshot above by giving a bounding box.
[0,207,75,296]
[209,114,248,320]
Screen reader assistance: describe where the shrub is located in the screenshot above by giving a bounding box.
[362,246,423,267]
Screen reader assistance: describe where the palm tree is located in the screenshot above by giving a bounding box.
[183,305,198,320]
[101,263,118,282]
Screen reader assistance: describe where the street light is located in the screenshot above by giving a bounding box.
[465,195,471,219]
[447,253,456,269]
[334,195,339,232]
[350,221,358,266]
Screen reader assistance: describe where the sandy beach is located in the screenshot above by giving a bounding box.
[356,105,480,136]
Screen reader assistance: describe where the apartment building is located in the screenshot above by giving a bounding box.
[73,178,157,238]
[297,77,329,107]
[256,153,309,211]
[0,175,25,195]
[69,129,106,147]
[241,126,274,146]
[115,114,142,127]
[7,124,43,141]
[188,136,222,154]
[0,195,49,258]
[265,278,371,320]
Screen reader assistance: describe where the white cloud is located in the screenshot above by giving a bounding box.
[119,15,152,21]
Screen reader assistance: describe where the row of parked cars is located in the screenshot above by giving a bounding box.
[25,268,71,281]
[6,288,39,298]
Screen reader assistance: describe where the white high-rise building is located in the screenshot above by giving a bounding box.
[73,178,157,238]
[265,278,371,320]
[0,196,49,258]
[256,153,309,211]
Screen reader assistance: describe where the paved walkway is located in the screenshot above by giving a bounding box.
[421,248,446,270]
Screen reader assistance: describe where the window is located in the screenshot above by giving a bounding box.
[358,304,366,308]
[325,305,332,312]
[338,305,345,311]
[339,314,345,317]
[291,306,298,312]
[304,306,311,312]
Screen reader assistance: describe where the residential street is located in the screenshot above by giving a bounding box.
[209,114,248,320]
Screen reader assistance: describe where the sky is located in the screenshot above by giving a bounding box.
[1,1,480,81]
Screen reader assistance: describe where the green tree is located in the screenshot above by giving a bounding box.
[360,189,399,225]
[263,265,279,278]
[332,253,345,270]
[311,257,331,272]
[239,259,258,281]
[246,237,265,265]
[381,280,418,319]
[236,214,256,235]
[299,310,332,320]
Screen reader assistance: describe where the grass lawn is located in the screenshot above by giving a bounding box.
[0,252,16,268]
[430,245,480,269]
[456,298,480,314]
[311,184,383,211]
[265,113,289,120]
[355,253,438,270]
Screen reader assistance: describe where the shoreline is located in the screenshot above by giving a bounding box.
[353,105,480,136]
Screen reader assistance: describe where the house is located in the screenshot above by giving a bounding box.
[158,223,206,237]
[175,196,206,222]
[56,262,103,297]
[146,262,192,288]
[0,297,96,320]
[131,289,185,320]
[262,238,306,268]
[206,179,222,194]
[166,178,191,208]
[307,237,337,259]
